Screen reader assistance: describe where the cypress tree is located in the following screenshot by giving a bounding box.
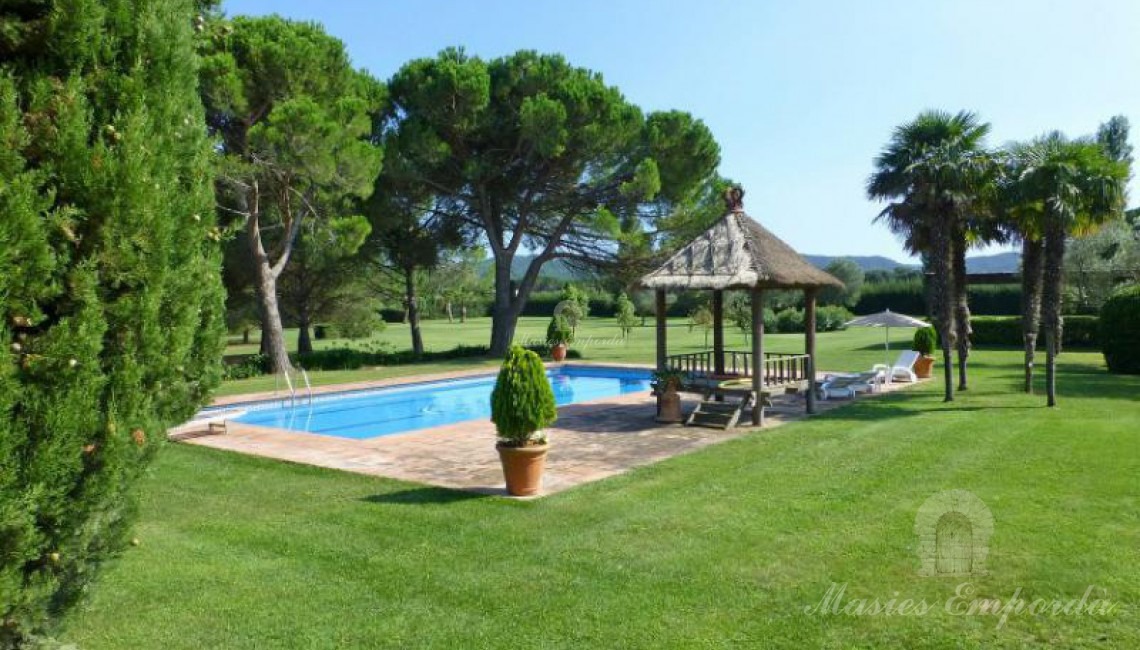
[0,0,225,644]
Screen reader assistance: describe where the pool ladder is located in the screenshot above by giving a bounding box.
[275,366,313,409]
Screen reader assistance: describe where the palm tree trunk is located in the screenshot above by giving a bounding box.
[930,220,957,402]
[1020,237,1045,393]
[1041,222,1066,407]
[952,233,971,391]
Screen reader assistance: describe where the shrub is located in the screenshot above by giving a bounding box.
[1100,285,1140,374]
[816,305,853,332]
[614,292,638,338]
[490,346,557,445]
[762,307,778,333]
[912,327,938,355]
[379,308,406,323]
[293,344,491,371]
[969,316,1100,348]
[331,302,384,339]
[1061,315,1101,348]
[854,279,1023,316]
[559,284,591,319]
[223,354,270,380]
[547,315,574,346]
[854,278,927,315]
[776,308,805,333]
[968,316,1023,346]
[0,1,225,642]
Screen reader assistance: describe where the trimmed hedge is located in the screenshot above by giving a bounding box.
[223,343,583,378]
[1100,285,1140,374]
[969,316,1100,348]
[853,282,1023,316]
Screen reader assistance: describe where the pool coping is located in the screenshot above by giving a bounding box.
[172,365,926,497]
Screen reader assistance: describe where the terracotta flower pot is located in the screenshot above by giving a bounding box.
[496,442,549,496]
[656,389,683,423]
[913,355,935,379]
[551,343,568,362]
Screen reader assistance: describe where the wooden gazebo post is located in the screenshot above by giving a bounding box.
[804,288,817,415]
[711,290,725,376]
[655,289,668,372]
[751,287,764,426]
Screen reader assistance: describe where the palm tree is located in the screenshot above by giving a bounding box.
[953,206,1007,391]
[1004,133,1128,406]
[868,110,992,402]
[996,163,1047,394]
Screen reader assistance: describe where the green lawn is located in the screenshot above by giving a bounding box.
[219,317,917,396]
[63,338,1139,648]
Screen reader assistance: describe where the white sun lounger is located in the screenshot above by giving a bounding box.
[817,371,884,400]
[873,350,919,383]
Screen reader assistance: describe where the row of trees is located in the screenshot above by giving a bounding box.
[203,14,724,373]
[868,111,1131,406]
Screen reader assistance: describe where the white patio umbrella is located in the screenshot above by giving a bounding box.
[844,309,930,373]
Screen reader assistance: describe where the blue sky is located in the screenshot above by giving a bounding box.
[223,0,1140,262]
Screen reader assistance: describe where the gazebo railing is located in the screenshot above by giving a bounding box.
[665,350,811,387]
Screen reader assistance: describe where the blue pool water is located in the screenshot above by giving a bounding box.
[216,366,652,440]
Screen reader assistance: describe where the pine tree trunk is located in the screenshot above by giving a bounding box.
[930,218,957,402]
[1020,238,1045,393]
[253,269,292,374]
[1041,222,1066,407]
[248,200,292,374]
[242,327,250,345]
[460,305,467,323]
[404,267,424,356]
[952,234,971,391]
[446,301,454,323]
[489,258,518,357]
[297,318,313,355]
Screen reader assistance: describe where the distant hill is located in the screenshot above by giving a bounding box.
[477,255,586,282]
[477,250,1022,284]
[807,252,1021,275]
[964,251,1020,274]
[803,254,911,272]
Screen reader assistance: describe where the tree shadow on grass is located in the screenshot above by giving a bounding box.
[361,487,488,505]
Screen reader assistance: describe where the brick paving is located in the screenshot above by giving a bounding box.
[172,365,921,497]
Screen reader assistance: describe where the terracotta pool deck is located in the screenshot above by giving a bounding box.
[172,364,923,497]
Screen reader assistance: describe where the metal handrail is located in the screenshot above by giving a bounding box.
[281,367,296,408]
[299,366,313,406]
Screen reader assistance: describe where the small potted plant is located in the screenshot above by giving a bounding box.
[546,315,573,362]
[912,326,938,379]
[491,345,557,496]
[652,368,687,423]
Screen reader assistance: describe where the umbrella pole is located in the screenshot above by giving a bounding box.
[885,326,891,385]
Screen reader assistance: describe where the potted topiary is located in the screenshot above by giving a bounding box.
[652,368,687,423]
[491,345,558,496]
[912,326,938,379]
[547,315,573,362]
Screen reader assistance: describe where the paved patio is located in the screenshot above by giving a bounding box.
[172,366,922,497]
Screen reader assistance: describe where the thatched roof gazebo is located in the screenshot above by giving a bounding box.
[640,187,842,427]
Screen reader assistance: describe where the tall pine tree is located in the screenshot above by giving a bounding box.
[0,0,225,644]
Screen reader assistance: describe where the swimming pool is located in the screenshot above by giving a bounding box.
[210,365,652,440]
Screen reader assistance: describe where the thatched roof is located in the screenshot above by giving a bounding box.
[640,189,844,291]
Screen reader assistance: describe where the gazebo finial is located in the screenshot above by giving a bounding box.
[723,186,745,212]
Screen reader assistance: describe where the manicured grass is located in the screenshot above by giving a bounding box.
[219,317,917,396]
[64,348,1139,648]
